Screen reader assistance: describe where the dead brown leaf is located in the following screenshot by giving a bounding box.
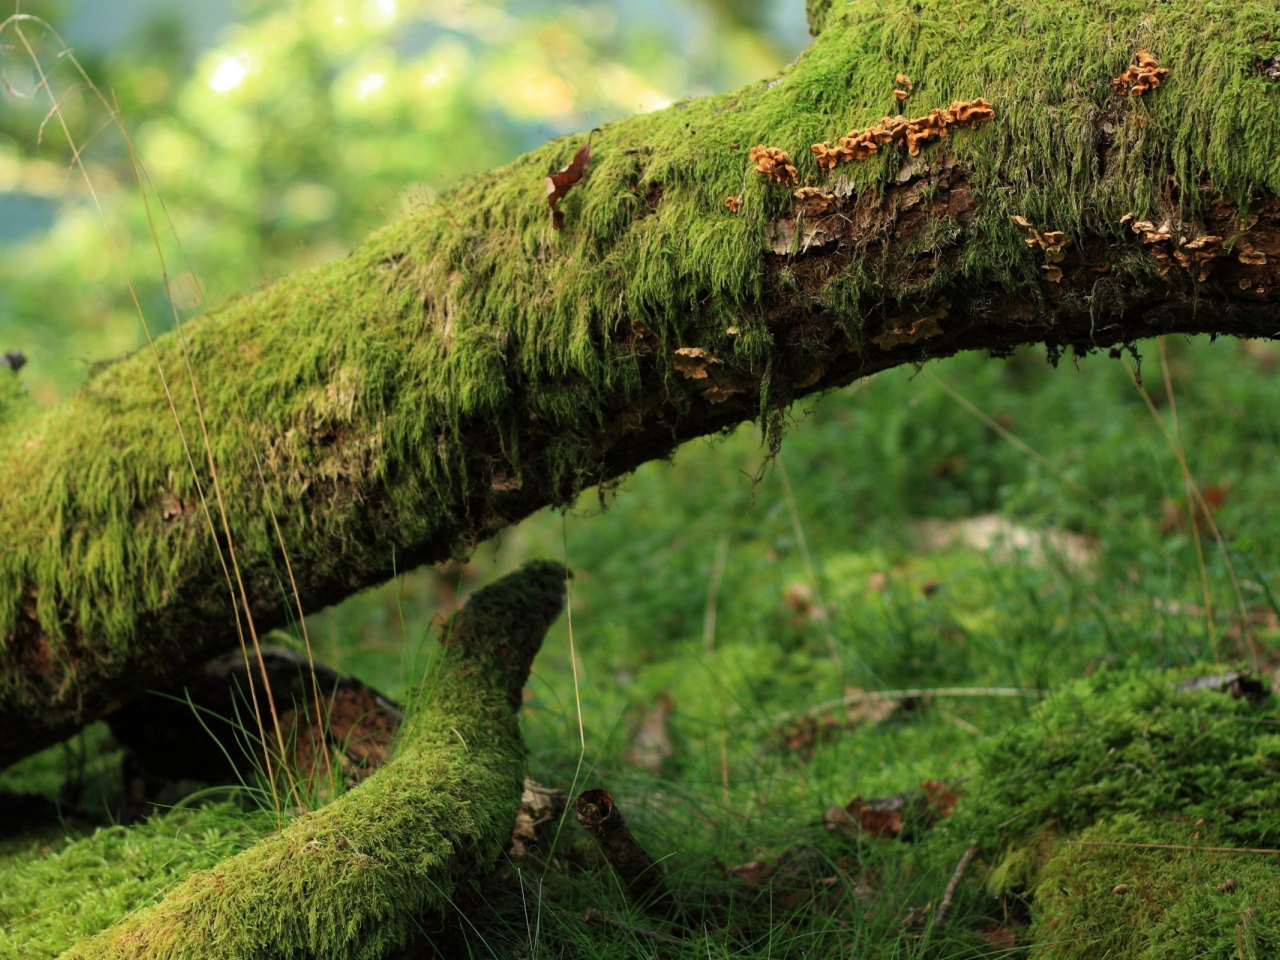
[722,860,776,885]
[981,922,1017,949]
[845,688,900,726]
[626,691,674,773]
[546,142,592,230]
[508,778,569,858]
[921,778,963,819]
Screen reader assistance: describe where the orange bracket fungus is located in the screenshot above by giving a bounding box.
[872,300,950,350]
[1011,216,1073,282]
[749,145,798,184]
[793,186,836,216]
[725,196,743,213]
[810,98,995,171]
[1120,213,1224,281]
[545,142,592,230]
[1112,50,1170,96]
[672,346,720,379]
[1237,242,1268,266]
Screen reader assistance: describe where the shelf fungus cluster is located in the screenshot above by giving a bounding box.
[749,145,798,184]
[810,98,995,171]
[1120,215,1225,281]
[1112,50,1170,96]
[793,186,837,217]
[872,299,951,350]
[1011,216,1073,282]
[672,346,744,404]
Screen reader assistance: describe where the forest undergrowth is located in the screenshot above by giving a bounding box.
[5,336,1280,958]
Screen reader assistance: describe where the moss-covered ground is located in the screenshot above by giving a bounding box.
[6,335,1280,957]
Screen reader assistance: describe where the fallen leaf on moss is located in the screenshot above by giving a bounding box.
[843,795,906,837]
[765,217,835,255]
[827,778,965,840]
[921,778,963,818]
[845,689,900,726]
[546,142,592,230]
[673,346,719,379]
[1177,670,1268,702]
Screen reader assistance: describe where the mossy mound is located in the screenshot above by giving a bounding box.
[1033,814,1278,960]
[0,805,276,960]
[964,667,1280,958]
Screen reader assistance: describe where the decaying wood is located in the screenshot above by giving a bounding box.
[575,787,676,913]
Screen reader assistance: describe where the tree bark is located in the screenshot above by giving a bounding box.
[4,0,1280,769]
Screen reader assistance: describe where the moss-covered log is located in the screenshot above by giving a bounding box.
[6,0,1280,768]
[45,560,565,960]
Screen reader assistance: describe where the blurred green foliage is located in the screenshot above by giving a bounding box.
[0,0,804,402]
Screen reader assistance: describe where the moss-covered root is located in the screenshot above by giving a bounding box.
[60,560,567,960]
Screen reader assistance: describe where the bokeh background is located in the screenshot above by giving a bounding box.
[5,4,1280,953]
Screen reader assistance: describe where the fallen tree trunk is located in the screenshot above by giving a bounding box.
[5,0,1280,767]
[54,560,565,960]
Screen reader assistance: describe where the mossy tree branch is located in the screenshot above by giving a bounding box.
[58,560,566,960]
[5,0,1280,768]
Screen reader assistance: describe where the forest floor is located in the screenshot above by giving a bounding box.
[5,336,1280,958]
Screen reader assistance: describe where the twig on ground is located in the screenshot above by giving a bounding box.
[933,843,979,926]
[762,687,1042,730]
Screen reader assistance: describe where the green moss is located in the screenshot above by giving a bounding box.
[0,561,563,960]
[1032,815,1280,959]
[959,667,1280,957]
[8,0,1280,755]
[0,806,278,960]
